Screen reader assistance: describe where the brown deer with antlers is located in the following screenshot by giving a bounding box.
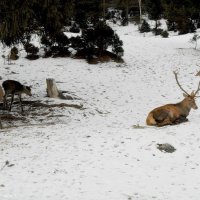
[146,71,200,127]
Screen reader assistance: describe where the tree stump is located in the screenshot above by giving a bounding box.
[46,78,69,99]
[46,79,60,98]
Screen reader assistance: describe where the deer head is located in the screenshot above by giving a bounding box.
[23,85,32,96]
[173,71,200,110]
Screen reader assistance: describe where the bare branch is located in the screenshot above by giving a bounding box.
[173,71,189,95]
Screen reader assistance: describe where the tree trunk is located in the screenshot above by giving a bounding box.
[138,0,142,26]
[155,20,158,35]
[102,0,106,19]
[125,0,129,20]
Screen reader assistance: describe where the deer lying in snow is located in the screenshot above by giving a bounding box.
[3,80,32,112]
[146,71,200,127]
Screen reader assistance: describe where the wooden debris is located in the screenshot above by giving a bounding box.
[46,78,72,99]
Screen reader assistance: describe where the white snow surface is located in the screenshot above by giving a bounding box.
[1,23,200,200]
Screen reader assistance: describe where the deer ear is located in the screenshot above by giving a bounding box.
[183,93,188,97]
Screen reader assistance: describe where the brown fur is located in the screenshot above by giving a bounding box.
[2,80,32,112]
[0,86,4,102]
[146,94,198,127]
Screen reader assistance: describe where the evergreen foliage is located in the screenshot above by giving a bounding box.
[144,0,163,35]
[0,0,73,46]
[24,43,39,60]
[161,30,169,38]
[69,23,80,33]
[82,20,123,58]
[162,0,200,34]
[74,0,101,28]
[10,47,19,60]
[139,20,151,33]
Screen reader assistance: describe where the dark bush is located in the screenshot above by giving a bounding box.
[161,30,169,38]
[112,34,124,57]
[84,21,118,55]
[41,32,70,57]
[167,20,177,32]
[152,28,163,35]
[54,32,70,47]
[26,54,39,60]
[79,21,124,63]
[51,46,70,58]
[121,18,128,26]
[10,47,19,60]
[69,23,80,33]
[24,43,39,60]
[177,18,196,35]
[139,20,151,33]
[41,35,53,48]
[70,36,85,50]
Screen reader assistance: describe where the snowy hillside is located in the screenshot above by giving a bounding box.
[1,23,200,200]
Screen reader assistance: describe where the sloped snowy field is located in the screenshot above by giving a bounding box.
[1,23,200,200]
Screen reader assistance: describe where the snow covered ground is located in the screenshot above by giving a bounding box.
[1,23,200,200]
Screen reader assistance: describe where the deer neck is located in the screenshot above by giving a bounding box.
[177,99,191,117]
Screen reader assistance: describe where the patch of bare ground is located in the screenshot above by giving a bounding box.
[0,100,84,129]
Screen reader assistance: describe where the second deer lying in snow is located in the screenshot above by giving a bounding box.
[3,80,32,112]
[146,71,200,127]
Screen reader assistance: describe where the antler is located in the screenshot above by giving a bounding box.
[173,71,189,95]
[194,81,200,96]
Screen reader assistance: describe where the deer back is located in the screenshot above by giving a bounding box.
[3,80,24,94]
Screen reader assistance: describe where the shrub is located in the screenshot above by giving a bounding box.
[41,35,53,48]
[112,34,124,57]
[139,20,151,33]
[51,46,70,58]
[177,18,196,35]
[41,32,70,57]
[82,20,124,58]
[167,20,177,32]
[54,32,70,47]
[152,28,163,35]
[161,30,169,38]
[69,23,80,33]
[121,18,128,26]
[10,47,19,60]
[24,43,39,60]
[70,36,85,50]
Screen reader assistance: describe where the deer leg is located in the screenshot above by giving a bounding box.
[3,93,8,110]
[157,117,173,127]
[9,94,14,111]
[19,94,24,112]
[174,116,188,124]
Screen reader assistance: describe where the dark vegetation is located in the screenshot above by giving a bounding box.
[144,0,200,35]
[0,0,124,63]
[0,0,199,63]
